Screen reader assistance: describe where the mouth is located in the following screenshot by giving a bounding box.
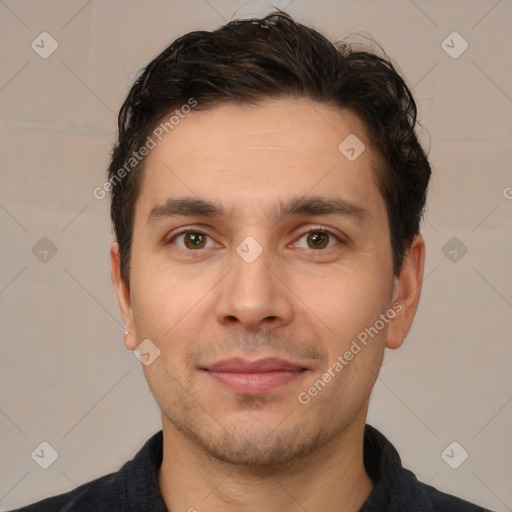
[201,357,308,395]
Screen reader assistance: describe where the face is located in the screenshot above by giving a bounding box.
[112,97,423,468]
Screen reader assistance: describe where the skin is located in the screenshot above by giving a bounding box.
[111,97,425,512]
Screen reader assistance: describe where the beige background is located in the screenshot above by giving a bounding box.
[0,0,511,510]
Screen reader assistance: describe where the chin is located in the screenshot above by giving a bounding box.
[175,415,332,471]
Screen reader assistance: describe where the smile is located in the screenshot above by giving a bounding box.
[202,357,308,395]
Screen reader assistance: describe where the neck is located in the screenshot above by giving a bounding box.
[157,414,374,512]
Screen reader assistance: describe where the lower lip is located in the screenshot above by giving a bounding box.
[205,370,304,395]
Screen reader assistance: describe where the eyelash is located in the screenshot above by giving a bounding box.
[167,226,343,251]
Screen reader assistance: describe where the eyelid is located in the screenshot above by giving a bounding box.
[292,225,345,245]
[166,226,219,247]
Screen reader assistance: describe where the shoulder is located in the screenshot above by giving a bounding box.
[362,425,494,512]
[14,470,122,511]
[375,464,493,512]
[415,477,493,512]
[12,430,165,511]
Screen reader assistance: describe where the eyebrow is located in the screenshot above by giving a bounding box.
[146,195,367,225]
[279,196,367,221]
[147,198,226,224]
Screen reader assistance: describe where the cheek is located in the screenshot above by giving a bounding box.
[130,270,212,374]
[130,264,198,334]
[293,264,391,340]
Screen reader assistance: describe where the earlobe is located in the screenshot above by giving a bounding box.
[110,242,137,350]
[123,330,138,351]
[385,235,425,350]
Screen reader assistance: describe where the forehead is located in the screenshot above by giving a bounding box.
[134,98,386,225]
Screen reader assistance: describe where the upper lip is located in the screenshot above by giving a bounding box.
[203,357,306,373]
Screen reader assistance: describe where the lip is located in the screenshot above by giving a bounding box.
[202,357,307,395]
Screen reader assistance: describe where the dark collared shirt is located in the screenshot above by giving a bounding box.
[15,425,492,511]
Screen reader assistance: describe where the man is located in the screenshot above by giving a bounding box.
[18,10,492,512]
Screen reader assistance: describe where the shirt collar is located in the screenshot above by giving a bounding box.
[125,424,422,511]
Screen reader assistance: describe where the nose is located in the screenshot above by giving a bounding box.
[214,241,294,332]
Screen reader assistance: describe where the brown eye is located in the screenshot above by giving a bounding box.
[171,231,214,250]
[306,232,330,249]
[183,232,207,249]
[293,230,340,251]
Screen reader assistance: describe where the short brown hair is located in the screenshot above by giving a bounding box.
[108,11,431,284]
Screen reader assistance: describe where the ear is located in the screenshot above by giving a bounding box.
[386,234,425,350]
[110,242,138,350]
